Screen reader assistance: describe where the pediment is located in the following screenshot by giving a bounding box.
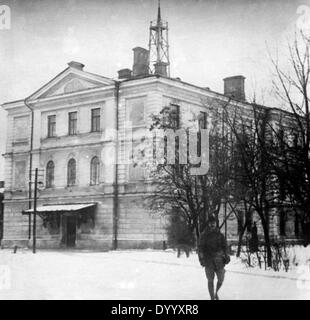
[29,66,114,100]
[39,73,106,98]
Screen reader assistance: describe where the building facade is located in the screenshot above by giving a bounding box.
[1,6,300,250]
[1,52,252,249]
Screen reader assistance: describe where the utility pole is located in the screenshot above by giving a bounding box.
[33,168,38,254]
[28,181,32,239]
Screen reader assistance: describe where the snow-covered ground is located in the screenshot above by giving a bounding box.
[0,248,310,300]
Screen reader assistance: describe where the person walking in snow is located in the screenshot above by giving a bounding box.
[198,215,230,300]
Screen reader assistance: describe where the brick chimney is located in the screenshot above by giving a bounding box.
[132,47,149,77]
[154,61,168,77]
[68,61,85,71]
[118,68,132,79]
[223,75,245,101]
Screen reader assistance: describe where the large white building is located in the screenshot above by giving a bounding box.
[1,5,298,250]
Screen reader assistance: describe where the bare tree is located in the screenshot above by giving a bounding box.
[143,104,232,247]
[270,32,310,245]
[223,103,277,267]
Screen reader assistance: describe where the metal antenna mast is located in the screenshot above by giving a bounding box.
[148,0,170,77]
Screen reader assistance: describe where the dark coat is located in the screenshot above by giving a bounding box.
[198,228,228,269]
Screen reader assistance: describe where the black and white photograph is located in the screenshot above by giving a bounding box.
[0,0,310,302]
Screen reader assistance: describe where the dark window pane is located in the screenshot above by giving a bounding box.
[162,104,180,129]
[69,112,77,135]
[198,111,207,130]
[48,115,56,137]
[46,161,55,188]
[170,104,180,129]
[67,158,76,186]
[91,108,100,132]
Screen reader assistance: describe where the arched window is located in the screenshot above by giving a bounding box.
[67,158,76,186]
[46,161,55,188]
[90,156,100,185]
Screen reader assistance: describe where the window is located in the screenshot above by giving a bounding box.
[90,156,100,185]
[91,108,100,132]
[14,160,26,188]
[46,161,55,188]
[47,115,56,138]
[128,141,145,181]
[68,112,77,135]
[197,111,207,156]
[170,104,180,129]
[67,158,76,186]
[127,98,145,126]
[13,116,29,142]
[279,209,286,236]
[293,132,303,149]
[162,104,180,129]
[198,111,207,130]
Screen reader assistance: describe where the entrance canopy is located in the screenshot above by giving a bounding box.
[22,203,97,229]
[22,203,96,214]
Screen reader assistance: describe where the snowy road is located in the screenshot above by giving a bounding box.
[0,249,309,300]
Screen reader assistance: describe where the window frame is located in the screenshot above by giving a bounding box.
[169,104,180,129]
[197,111,207,156]
[46,160,55,188]
[68,111,78,136]
[128,140,146,181]
[47,115,56,138]
[91,108,101,132]
[162,103,180,129]
[14,160,27,189]
[13,115,29,143]
[67,158,76,186]
[126,97,146,128]
[198,111,207,130]
[90,156,100,185]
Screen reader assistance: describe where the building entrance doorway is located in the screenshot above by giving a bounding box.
[62,215,76,247]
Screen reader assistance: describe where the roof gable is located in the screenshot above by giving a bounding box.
[29,65,114,100]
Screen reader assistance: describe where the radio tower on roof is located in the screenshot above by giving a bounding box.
[148,0,170,77]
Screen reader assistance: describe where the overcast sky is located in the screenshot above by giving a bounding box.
[0,0,309,179]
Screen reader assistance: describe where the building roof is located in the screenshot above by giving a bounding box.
[1,62,292,117]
